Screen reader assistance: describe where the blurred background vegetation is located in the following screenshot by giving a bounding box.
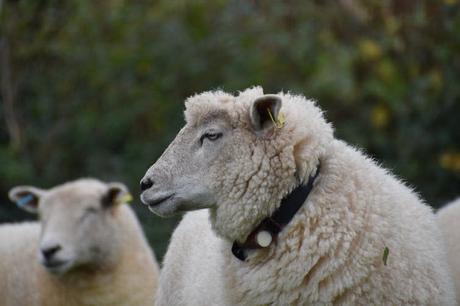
[1,0,459,261]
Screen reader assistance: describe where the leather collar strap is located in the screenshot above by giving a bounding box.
[232,165,320,261]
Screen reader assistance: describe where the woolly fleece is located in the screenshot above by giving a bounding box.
[437,197,460,303]
[0,179,159,306]
[156,87,455,305]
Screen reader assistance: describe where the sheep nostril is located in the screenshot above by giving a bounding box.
[140,178,154,191]
[41,245,61,261]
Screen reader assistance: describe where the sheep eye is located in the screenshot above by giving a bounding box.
[200,132,222,144]
[85,207,98,215]
[79,207,98,223]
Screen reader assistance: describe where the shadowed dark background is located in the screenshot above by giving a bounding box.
[1,0,459,260]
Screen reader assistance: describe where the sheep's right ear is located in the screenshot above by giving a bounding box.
[102,182,132,208]
[249,95,282,134]
[8,186,45,214]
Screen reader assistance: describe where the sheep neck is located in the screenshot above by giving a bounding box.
[232,165,320,261]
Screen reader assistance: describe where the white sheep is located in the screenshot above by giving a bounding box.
[140,87,456,305]
[0,178,159,306]
[437,197,460,302]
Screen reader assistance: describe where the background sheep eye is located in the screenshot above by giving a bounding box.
[79,207,98,223]
[85,207,98,215]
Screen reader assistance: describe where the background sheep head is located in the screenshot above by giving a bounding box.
[141,87,333,242]
[8,179,130,275]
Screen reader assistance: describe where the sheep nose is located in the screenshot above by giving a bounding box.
[140,177,154,191]
[41,244,61,261]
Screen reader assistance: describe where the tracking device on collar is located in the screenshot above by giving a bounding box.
[232,165,320,261]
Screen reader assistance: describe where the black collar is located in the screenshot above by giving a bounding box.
[232,165,320,261]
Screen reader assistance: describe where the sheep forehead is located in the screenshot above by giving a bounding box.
[182,87,329,153]
[43,179,106,208]
[184,92,234,126]
[184,86,265,127]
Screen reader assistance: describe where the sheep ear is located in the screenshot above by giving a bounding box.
[8,186,45,214]
[250,95,282,133]
[102,182,132,208]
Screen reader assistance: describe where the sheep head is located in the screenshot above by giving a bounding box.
[9,179,130,275]
[141,87,333,242]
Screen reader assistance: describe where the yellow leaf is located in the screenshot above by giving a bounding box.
[430,70,443,90]
[444,0,458,5]
[376,60,397,82]
[371,104,390,129]
[385,17,400,34]
[358,39,382,60]
[439,152,460,172]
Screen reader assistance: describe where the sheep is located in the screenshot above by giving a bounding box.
[1,178,159,306]
[140,86,456,305]
[437,197,460,302]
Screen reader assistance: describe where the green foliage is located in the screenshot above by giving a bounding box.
[383,246,390,266]
[1,0,459,260]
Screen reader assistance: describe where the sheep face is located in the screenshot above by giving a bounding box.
[141,87,333,241]
[9,179,128,275]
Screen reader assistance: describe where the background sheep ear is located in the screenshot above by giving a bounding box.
[102,182,132,208]
[8,186,45,214]
[249,95,282,133]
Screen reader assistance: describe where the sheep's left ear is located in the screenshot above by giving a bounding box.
[102,182,132,208]
[250,95,282,133]
[8,186,45,214]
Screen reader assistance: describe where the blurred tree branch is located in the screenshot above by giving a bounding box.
[0,35,22,150]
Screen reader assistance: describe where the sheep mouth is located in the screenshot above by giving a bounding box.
[42,259,71,274]
[143,193,175,208]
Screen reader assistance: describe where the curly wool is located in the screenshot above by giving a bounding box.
[437,197,460,302]
[185,87,333,243]
[157,87,456,305]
